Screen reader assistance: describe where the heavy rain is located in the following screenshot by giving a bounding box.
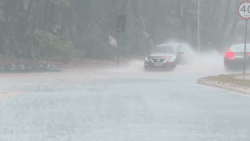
[0,0,250,141]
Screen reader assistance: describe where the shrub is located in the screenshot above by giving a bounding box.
[80,22,115,60]
[31,29,74,61]
[4,29,74,61]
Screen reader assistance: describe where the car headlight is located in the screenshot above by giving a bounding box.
[168,56,177,62]
[145,57,149,62]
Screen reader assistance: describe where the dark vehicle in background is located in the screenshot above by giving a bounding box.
[224,44,250,69]
[144,44,185,70]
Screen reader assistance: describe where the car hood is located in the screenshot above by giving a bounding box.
[149,53,176,58]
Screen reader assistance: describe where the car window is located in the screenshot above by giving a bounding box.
[153,45,178,54]
[179,45,188,52]
[230,44,250,52]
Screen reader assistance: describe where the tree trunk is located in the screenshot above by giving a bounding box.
[0,0,18,54]
[230,0,241,39]
[131,0,139,19]
[44,0,50,25]
[149,1,159,42]
[121,0,129,15]
[222,0,232,35]
[18,0,25,13]
[16,0,35,42]
[49,3,55,24]
[26,0,34,19]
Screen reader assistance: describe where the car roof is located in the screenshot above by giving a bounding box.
[231,44,250,47]
[157,44,180,47]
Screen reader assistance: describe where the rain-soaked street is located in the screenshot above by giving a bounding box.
[1,0,250,140]
[0,53,250,141]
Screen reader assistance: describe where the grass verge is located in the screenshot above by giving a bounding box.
[203,73,250,88]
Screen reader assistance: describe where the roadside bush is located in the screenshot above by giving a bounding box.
[82,37,115,60]
[80,21,115,60]
[32,29,74,61]
[4,29,74,61]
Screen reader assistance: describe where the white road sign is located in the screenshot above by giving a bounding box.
[109,35,117,47]
[238,1,250,20]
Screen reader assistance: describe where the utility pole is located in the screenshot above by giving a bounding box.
[198,0,200,53]
[117,22,122,66]
[243,20,248,74]
[116,15,126,67]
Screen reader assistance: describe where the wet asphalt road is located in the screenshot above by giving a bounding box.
[0,59,250,141]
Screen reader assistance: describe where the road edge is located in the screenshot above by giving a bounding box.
[198,78,250,94]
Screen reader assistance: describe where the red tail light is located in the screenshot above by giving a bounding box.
[225,51,235,59]
[247,53,250,55]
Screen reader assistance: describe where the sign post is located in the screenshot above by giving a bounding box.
[198,0,200,53]
[238,1,250,74]
[116,15,126,66]
[109,35,117,47]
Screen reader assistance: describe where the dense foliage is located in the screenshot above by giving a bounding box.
[0,0,246,60]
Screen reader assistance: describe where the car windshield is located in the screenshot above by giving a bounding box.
[230,44,250,52]
[152,45,178,54]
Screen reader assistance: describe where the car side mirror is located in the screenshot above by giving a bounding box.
[180,51,184,54]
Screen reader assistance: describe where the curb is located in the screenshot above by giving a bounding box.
[198,79,250,94]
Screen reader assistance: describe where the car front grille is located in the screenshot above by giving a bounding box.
[151,58,167,63]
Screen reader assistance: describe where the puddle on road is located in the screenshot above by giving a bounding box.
[0,91,22,100]
[105,50,227,75]
[0,49,245,93]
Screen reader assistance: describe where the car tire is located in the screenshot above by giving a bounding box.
[224,65,230,71]
[168,65,176,72]
[224,64,236,72]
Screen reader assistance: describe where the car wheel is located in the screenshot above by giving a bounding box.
[144,65,150,70]
[168,65,176,72]
[224,64,234,71]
